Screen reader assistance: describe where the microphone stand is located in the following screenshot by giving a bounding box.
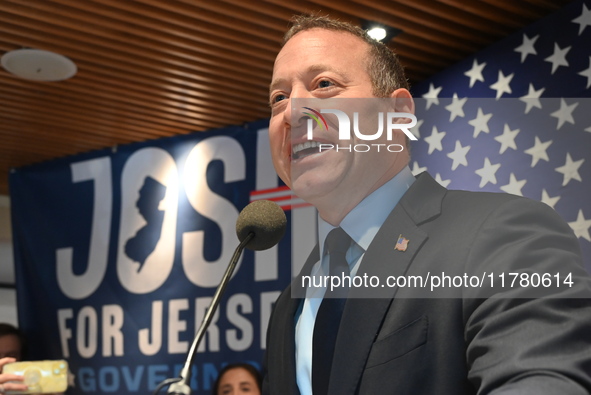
[156,232,255,395]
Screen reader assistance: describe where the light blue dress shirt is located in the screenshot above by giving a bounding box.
[295,166,416,395]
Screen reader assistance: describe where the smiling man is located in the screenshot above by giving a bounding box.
[268,20,412,225]
[263,15,591,395]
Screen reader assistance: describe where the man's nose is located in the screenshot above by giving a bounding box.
[289,107,309,129]
[283,88,312,128]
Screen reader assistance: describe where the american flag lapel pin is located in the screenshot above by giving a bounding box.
[395,234,409,252]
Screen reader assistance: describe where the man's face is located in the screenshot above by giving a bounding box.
[269,29,409,219]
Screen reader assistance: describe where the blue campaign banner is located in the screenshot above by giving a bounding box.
[9,120,317,394]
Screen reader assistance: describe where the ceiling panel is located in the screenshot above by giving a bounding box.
[0,0,572,195]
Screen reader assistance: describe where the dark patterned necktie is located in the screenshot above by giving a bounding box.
[312,227,351,395]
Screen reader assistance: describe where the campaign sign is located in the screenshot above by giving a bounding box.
[10,120,317,394]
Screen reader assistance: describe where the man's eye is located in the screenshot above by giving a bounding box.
[318,80,333,88]
[272,94,287,104]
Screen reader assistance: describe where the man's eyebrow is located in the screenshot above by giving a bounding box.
[269,77,287,95]
[306,64,342,75]
[269,64,345,94]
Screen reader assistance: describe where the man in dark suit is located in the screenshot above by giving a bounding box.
[264,15,591,394]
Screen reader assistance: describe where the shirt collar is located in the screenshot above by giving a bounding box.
[318,165,415,257]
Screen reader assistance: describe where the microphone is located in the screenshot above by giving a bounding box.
[160,200,286,395]
[236,199,287,251]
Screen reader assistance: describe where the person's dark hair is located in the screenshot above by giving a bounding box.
[283,14,410,95]
[0,323,27,360]
[212,363,262,395]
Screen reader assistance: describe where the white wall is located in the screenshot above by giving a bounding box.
[0,195,18,325]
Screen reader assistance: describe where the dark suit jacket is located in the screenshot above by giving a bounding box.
[263,172,591,395]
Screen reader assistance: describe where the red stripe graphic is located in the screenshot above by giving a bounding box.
[250,186,312,211]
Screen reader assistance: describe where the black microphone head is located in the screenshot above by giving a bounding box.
[236,200,287,251]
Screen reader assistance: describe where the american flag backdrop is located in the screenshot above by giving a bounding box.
[409,0,591,270]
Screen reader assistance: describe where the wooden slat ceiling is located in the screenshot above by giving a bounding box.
[0,0,573,196]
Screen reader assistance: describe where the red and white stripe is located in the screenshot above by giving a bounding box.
[250,186,311,211]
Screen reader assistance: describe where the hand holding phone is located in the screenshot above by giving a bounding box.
[0,358,27,394]
[1,360,67,394]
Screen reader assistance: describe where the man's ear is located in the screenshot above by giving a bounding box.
[390,88,415,114]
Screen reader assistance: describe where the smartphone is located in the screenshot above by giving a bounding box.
[2,360,68,394]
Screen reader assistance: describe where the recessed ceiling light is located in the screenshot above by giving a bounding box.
[1,49,77,82]
[362,20,403,43]
[367,27,387,41]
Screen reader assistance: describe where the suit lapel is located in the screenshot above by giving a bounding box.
[328,172,446,394]
[272,285,301,395]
